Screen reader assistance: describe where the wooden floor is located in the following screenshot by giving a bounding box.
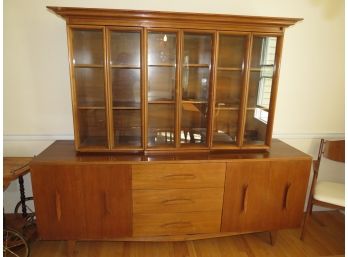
[29,211,344,257]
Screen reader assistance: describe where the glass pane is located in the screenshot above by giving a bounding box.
[251,36,277,68]
[218,35,246,68]
[248,69,273,109]
[78,109,108,147]
[148,104,175,147]
[110,31,140,66]
[213,110,239,145]
[183,33,212,64]
[244,110,267,145]
[72,29,104,65]
[148,32,176,65]
[244,36,277,145]
[148,67,176,101]
[181,103,208,145]
[75,68,105,107]
[182,67,210,101]
[111,68,140,108]
[215,70,243,108]
[113,110,141,147]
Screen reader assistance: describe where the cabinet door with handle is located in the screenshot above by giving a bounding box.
[268,160,311,229]
[221,161,271,233]
[31,163,132,240]
[31,165,86,240]
[82,164,132,238]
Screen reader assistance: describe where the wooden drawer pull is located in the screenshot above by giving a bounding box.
[161,198,194,205]
[283,183,291,210]
[55,191,61,222]
[162,174,196,180]
[241,184,248,213]
[103,191,111,215]
[160,221,192,228]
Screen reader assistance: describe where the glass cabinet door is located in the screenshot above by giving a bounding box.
[180,33,212,145]
[213,34,247,146]
[245,36,277,145]
[147,31,177,147]
[109,30,142,147]
[71,28,108,148]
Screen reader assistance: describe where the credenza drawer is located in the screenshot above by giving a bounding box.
[133,212,221,236]
[132,163,225,189]
[133,188,224,214]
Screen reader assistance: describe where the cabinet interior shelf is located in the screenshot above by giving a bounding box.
[74,64,104,68]
[148,64,176,67]
[182,100,208,104]
[111,65,141,69]
[78,106,106,110]
[148,101,175,104]
[217,67,243,71]
[183,64,210,68]
[113,107,141,110]
[215,107,239,110]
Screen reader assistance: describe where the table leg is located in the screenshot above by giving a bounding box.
[18,175,27,217]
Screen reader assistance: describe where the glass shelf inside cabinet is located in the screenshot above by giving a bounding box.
[245,36,277,145]
[109,30,142,147]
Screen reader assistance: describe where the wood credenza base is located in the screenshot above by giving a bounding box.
[65,231,278,256]
[31,140,310,248]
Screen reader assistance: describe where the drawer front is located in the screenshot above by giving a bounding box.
[132,163,225,189]
[133,188,224,214]
[133,212,221,236]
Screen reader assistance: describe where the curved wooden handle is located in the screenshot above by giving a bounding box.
[160,221,192,228]
[55,191,61,222]
[161,198,194,205]
[162,174,196,180]
[241,184,248,213]
[103,191,111,215]
[283,183,291,210]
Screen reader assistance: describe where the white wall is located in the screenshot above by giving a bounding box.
[3,0,344,212]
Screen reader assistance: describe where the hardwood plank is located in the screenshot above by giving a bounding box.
[29,211,344,257]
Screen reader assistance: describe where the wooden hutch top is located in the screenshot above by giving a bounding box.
[48,7,302,153]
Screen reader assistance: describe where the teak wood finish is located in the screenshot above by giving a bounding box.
[30,139,311,244]
[48,6,302,153]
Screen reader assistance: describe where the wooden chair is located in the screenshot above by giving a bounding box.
[300,139,345,240]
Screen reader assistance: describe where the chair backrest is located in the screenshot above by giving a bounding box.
[318,139,345,163]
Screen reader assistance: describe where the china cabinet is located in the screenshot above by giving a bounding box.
[48,6,302,153]
[31,7,310,251]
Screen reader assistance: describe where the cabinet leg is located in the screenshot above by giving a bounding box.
[269,231,277,245]
[66,240,77,257]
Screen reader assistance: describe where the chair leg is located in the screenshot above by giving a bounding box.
[309,200,314,215]
[301,197,313,240]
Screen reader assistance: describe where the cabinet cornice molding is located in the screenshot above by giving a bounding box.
[47,6,302,31]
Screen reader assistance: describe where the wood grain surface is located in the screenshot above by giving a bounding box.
[29,211,344,257]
